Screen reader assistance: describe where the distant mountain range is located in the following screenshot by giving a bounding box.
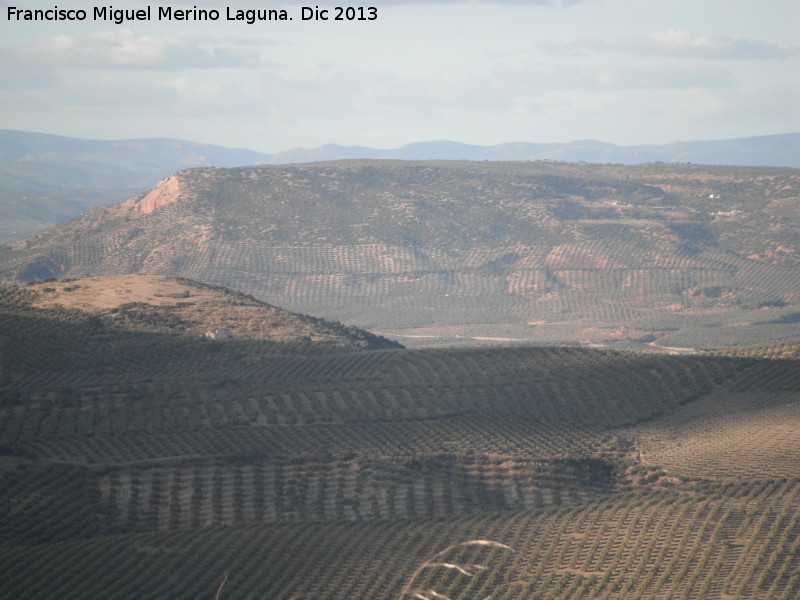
[264,133,800,168]
[1,130,798,242]
[3,130,798,177]
[0,129,272,242]
[0,129,272,190]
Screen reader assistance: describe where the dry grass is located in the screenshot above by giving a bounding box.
[28,274,196,311]
[397,540,514,600]
[24,274,397,346]
[214,571,229,600]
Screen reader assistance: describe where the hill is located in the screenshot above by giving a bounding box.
[1,274,400,349]
[2,130,798,243]
[0,130,272,242]
[0,289,798,599]
[2,160,799,349]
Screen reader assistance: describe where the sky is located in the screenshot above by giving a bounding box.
[1,0,798,153]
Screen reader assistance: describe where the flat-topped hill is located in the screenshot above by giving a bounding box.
[2,160,799,349]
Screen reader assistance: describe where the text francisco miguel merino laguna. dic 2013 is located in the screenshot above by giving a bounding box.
[6,5,379,24]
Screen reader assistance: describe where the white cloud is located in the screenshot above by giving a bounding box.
[0,72,177,111]
[491,62,738,95]
[540,29,800,60]
[0,66,267,118]
[241,59,737,132]
[1,0,796,151]
[628,29,800,59]
[167,76,224,100]
[0,29,262,70]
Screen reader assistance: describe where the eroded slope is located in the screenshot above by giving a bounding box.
[2,161,799,348]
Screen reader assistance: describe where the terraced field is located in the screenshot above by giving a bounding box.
[1,481,798,599]
[634,391,800,480]
[1,279,799,598]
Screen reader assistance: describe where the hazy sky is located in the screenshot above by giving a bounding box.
[1,0,798,152]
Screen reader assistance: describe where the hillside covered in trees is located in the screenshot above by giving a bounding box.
[2,160,799,349]
[1,281,799,599]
